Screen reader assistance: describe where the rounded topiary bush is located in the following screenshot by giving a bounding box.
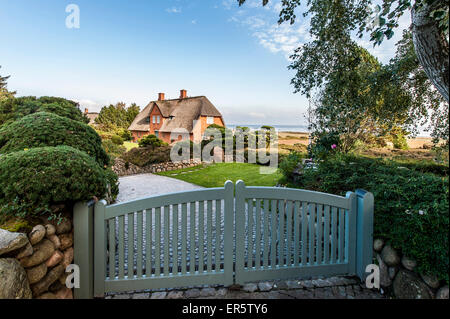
[0,112,109,166]
[0,146,117,218]
[0,96,88,126]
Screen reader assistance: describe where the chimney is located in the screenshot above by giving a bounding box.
[158,93,165,101]
[180,89,187,99]
[84,108,89,114]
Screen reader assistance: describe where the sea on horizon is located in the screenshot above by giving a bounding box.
[228,124,309,133]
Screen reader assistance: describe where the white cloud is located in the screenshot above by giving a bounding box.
[191,20,197,24]
[166,7,182,14]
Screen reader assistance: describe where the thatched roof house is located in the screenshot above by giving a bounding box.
[128,90,225,143]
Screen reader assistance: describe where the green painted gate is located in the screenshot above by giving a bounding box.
[73,180,373,299]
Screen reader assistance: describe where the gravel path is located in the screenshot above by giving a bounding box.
[117,173,204,203]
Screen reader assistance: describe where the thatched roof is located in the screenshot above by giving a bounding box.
[128,96,223,132]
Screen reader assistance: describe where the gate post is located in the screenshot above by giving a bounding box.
[234,180,246,285]
[94,200,107,298]
[355,189,374,281]
[73,201,95,299]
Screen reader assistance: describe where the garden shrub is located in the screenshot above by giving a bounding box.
[122,145,171,167]
[280,154,449,282]
[102,139,127,162]
[111,134,124,145]
[0,146,118,219]
[0,112,109,167]
[0,96,88,126]
[307,131,340,160]
[138,134,167,148]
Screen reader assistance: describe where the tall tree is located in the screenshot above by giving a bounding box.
[238,0,449,102]
[0,66,15,101]
[95,102,140,131]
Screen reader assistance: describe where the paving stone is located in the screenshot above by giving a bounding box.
[273,281,288,290]
[286,280,302,289]
[185,288,201,298]
[300,280,314,289]
[150,292,167,299]
[242,283,258,293]
[167,291,184,299]
[132,293,150,299]
[282,289,314,299]
[112,294,130,299]
[216,288,227,297]
[200,288,216,297]
[258,281,273,292]
[345,285,355,297]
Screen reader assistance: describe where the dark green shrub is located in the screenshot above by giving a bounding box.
[281,154,449,282]
[0,112,109,167]
[117,129,132,141]
[111,134,124,145]
[307,131,340,160]
[278,152,304,184]
[102,139,127,161]
[0,96,87,126]
[0,146,118,219]
[122,145,171,167]
[138,134,167,148]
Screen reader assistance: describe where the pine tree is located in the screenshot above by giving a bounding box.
[0,66,15,101]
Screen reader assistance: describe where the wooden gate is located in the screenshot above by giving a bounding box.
[73,180,373,299]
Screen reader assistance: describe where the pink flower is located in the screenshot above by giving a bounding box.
[331,144,337,149]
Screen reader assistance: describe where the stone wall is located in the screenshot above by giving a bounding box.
[112,157,202,177]
[374,238,448,299]
[0,214,74,299]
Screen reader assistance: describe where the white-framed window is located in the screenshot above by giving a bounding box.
[206,116,214,124]
[157,116,160,124]
[152,115,156,124]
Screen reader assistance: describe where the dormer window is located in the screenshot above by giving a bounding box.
[169,116,175,120]
[145,117,150,123]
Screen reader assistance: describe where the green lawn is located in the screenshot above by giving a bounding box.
[157,163,282,188]
[123,141,138,152]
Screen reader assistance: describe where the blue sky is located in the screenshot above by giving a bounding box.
[0,0,409,126]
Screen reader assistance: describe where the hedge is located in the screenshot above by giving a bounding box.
[0,112,109,167]
[122,145,171,167]
[0,146,118,219]
[280,154,449,283]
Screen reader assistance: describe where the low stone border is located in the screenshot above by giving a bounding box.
[112,158,202,177]
[105,276,383,300]
[0,215,74,299]
[374,238,449,299]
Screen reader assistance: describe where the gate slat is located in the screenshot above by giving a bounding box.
[317,205,323,265]
[127,213,134,278]
[155,207,161,276]
[247,199,254,268]
[286,201,293,266]
[301,202,307,266]
[136,212,143,277]
[308,203,315,265]
[339,208,345,263]
[145,210,152,277]
[263,199,270,268]
[207,200,213,273]
[173,204,179,275]
[293,201,300,266]
[331,207,337,264]
[278,200,285,267]
[108,219,115,279]
[181,203,187,275]
[255,199,261,269]
[324,206,330,264]
[215,200,221,272]
[164,206,169,276]
[270,199,277,268]
[189,202,195,274]
[199,201,205,273]
[118,215,125,279]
